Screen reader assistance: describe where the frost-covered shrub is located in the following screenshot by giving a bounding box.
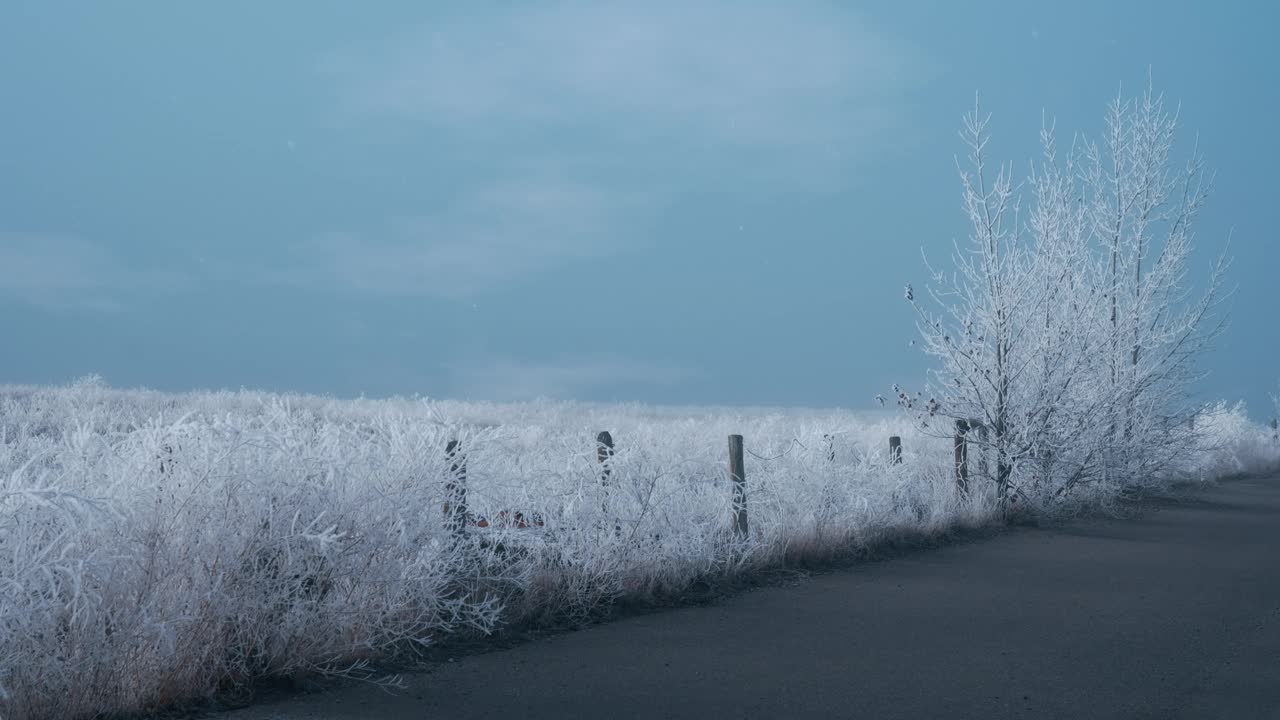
[1174,401,1280,479]
[0,387,509,719]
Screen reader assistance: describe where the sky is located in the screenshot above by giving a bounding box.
[1,2,1277,416]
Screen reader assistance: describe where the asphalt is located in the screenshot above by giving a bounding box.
[213,474,1280,720]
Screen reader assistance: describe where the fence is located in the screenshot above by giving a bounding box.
[438,430,985,541]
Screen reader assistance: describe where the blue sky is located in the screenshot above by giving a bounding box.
[1,2,1277,415]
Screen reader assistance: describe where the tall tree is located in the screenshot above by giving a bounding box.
[1081,83,1229,482]
[906,83,1229,511]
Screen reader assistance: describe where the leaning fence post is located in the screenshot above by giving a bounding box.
[954,420,970,493]
[444,439,468,539]
[597,431,620,535]
[728,434,748,539]
[888,435,902,465]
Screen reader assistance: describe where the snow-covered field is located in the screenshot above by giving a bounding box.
[2,378,1276,719]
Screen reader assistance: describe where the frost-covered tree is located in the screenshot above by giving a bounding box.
[906,99,1096,508]
[1081,84,1230,483]
[906,82,1229,511]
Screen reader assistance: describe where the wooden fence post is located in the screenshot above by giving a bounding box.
[597,431,621,536]
[444,439,467,539]
[823,433,835,462]
[728,434,748,539]
[596,431,615,485]
[954,420,970,493]
[888,436,902,465]
[159,443,174,475]
[975,422,989,478]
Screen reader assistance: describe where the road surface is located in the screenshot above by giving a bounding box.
[214,475,1280,719]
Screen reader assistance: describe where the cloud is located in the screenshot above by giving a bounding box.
[0,234,191,311]
[323,3,923,155]
[449,355,694,400]
[269,176,641,298]
[294,4,926,297]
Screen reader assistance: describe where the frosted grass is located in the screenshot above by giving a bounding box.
[0,378,1275,719]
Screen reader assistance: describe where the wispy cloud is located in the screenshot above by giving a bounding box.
[449,355,694,401]
[297,3,925,298]
[269,176,639,298]
[0,234,191,311]
[324,2,922,153]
